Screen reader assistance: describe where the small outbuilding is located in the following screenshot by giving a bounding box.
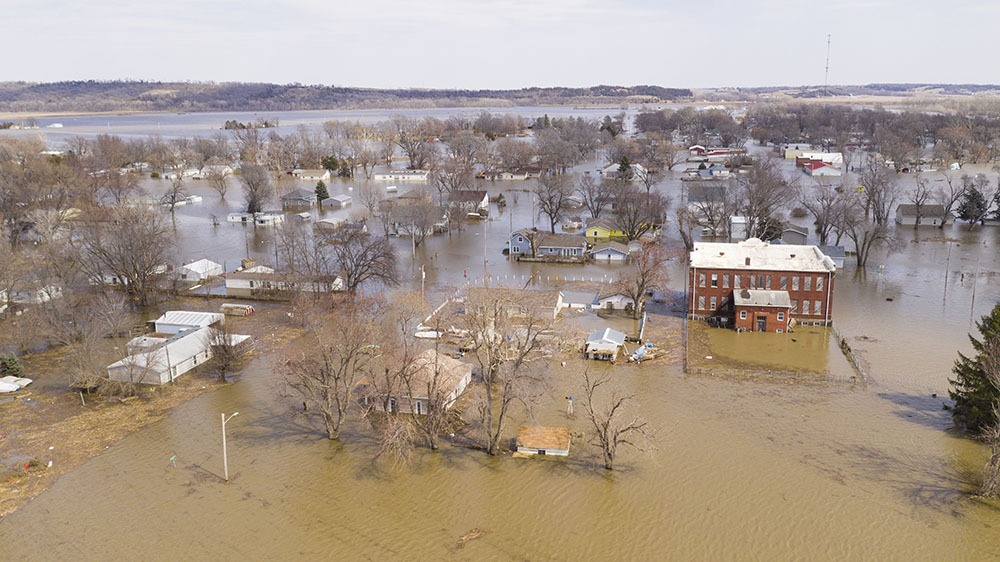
[179,259,223,281]
[325,194,353,208]
[516,426,571,456]
[585,328,627,361]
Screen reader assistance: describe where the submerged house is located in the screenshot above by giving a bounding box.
[895,204,950,226]
[516,426,571,456]
[508,229,587,261]
[291,169,331,182]
[358,349,472,415]
[281,188,318,210]
[448,190,490,216]
[588,242,630,262]
[585,328,627,361]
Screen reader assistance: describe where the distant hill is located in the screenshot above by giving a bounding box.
[0,81,693,114]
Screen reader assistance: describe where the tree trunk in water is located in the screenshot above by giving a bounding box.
[982,422,1000,497]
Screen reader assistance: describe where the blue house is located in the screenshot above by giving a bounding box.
[509,229,587,260]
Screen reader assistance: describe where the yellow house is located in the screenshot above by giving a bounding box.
[585,218,626,243]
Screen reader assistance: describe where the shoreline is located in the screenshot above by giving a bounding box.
[0,376,229,520]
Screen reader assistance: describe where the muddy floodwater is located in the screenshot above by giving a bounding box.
[3,109,1000,559]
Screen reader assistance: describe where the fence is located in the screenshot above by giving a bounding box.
[831,325,870,385]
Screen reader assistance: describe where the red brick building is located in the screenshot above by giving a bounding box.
[688,238,837,332]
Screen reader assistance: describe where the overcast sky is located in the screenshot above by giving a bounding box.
[4,0,997,89]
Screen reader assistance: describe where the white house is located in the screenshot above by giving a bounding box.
[227,212,254,223]
[799,152,843,166]
[198,164,234,178]
[601,162,647,180]
[585,328,627,361]
[179,259,223,281]
[254,211,285,226]
[107,327,250,385]
[326,194,352,208]
[153,310,224,335]
[225,268,343,300]
[291,169,331,182]
[588,242,630,262]
[596,292,635,312]
[556,290,598,313]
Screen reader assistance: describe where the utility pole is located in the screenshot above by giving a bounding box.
[824,34,831,96]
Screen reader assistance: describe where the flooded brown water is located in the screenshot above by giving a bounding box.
[3,112,1000,559]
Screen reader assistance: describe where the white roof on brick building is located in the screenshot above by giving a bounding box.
[733,289,791,308]
[690,238,836,273]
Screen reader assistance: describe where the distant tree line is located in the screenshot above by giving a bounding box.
[0,81,692,114]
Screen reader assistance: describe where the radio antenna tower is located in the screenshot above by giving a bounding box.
[824,34,831,96]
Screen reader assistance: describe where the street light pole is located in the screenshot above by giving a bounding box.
[221,411,239,482]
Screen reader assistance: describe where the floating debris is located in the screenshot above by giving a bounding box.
[456,527,487,549]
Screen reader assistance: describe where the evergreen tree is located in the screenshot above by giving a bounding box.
[949,303,1000,433]
[321,155,339,172]
[957,185,988,224]
[315,180,329,202]
[0,353,23,378]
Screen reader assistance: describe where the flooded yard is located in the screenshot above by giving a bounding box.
[2,109,1000,559]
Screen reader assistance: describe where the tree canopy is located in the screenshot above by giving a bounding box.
[949,304,1000,433]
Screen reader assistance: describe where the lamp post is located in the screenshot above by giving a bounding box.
[221,411,239,482]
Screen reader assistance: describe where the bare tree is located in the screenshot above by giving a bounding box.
[614,243,671,319]
[934,172,967,229]
[204,166,231,198]
[76,206,173,306]
[613,184,668,241]
[534,172,572,233]
[582,370,649,470]
[731,158,795,240]
[160,176,188,217]
[907,173,933,228]
[391,199,442,248]
[279,296,383,440]
[209,321,249,383]
[331,230,399,292]
[391,116,435,169]
[799,182,848,245]
[687,183,737,240]
[240,165,273,214]
[462,288,555,455]
[577,174,612,219]
[675,206,697,251]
